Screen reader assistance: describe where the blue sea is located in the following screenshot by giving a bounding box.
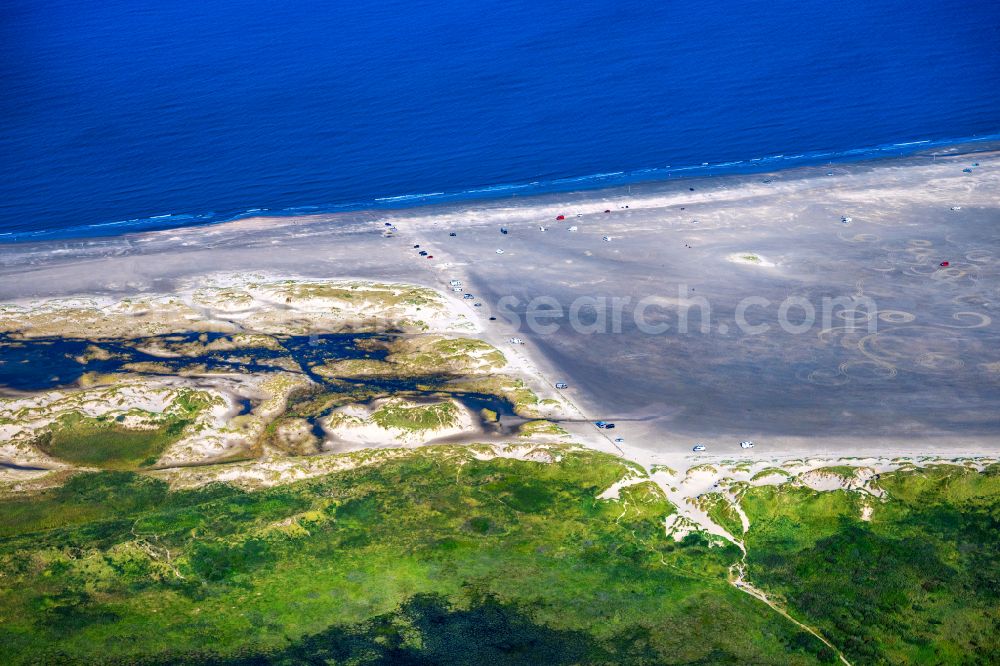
[1,0,998,241]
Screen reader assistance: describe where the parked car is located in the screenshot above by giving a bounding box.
[692,444,707,452]
[740,440,755,449]
[554,382,568,389]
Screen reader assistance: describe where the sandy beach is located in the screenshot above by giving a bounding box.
[2,146,999,465]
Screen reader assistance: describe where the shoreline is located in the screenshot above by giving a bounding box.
[1,146,998,461]
[3,133,999,246]
[2,142,998,276]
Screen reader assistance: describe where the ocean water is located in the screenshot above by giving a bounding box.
[1,0,998,240]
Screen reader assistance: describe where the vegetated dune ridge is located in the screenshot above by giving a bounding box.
[0,442,996,665]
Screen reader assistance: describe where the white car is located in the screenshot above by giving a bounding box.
[554,382,568,389]
[449,280,463,286]
[508,337,525,345]
[602,236,611,242]
[496,248,505,254]
[692,444,706,452]
[567,225,578,232]
[740,440,755,449]
[614,437,624,444]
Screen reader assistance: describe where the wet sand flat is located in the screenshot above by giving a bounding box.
[2,149,998,455]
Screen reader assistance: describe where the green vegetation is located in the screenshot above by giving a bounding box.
[742,464,1000,664]
[161,333,285,356]
[316,336,508,379]
[314,358,398,378]
[306,337,533,415]
[310,342,545,419]
[806,465,859,480]
[280,282,439,309]
[450,376,546,417]
[4,392,998,666]
[614,481,675,523]
[30,390,214,470]
[0,447,830,665]
[392,336,506,371]
[741,254,761,263]
[517,420,569,438]
[751,467,792,482]
[36,413,185,469]
[700,492,744,538]
[370,399,460,432]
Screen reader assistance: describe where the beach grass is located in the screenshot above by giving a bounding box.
[742,463,1000,664]
[0,447,830,665]
[0,446,997,664]
[36,412,190,470]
